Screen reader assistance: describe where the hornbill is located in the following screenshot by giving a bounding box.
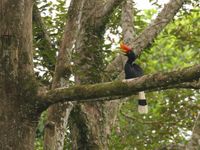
[120,42,148,114]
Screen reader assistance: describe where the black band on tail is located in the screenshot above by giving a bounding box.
[124,50,148,114]
[138,99,147,106]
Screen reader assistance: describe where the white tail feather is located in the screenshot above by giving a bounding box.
[138,91,148,114]
[139,91,146,99]
[138,105,148,114]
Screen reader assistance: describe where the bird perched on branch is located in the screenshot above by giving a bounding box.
[120,42,148,114]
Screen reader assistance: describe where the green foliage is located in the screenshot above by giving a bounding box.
[33,0,68,84]
[33,0,199,149]
[35,111,47,150]
[109,8,200,149]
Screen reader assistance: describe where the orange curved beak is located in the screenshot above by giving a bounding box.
[120,42,132,53]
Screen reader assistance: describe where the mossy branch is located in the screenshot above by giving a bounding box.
[39,64,200,108]
[164,80,200,90]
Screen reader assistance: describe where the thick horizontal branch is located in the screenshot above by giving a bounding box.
[166,80,200,89]
[40,64,200,107]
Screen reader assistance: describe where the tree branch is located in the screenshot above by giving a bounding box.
[166,80,200,90]
[44,0,82,149]
[101,0,125,19]
[51,0,81,88]
[104,0,136,80]
[132,0,185,56]
[121,0,135,44]
[106,0,185,74]
[39,64,200,107]
[86,0,125,31]
[33,3,53,51]
[33,3,55,72]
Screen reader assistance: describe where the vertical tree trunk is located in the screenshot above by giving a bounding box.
[43,0,82,149]
[0,97,38,150]
[69,0,120,149]
[69,0,105,148]
[0,0,39,149]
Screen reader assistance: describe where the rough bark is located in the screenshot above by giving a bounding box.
[41,64,200,105]
[106,0,186,76]
[97,0,125,27]
[43,0,125,149]
[39,0,125,149]
[121,0,135,44]
[166,80,200,89]
[69,0,109,148]
[98,0,136,144]
[0,0,198,149]
[43,0,80,149]
[0,0,40,149]
[33,4,75,149]
[68,0,126,149]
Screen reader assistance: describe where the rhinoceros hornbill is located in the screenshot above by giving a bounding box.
[120,42,148,114]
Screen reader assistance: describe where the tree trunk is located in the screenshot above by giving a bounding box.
[69,0,110,149]
[43,0,82,149]
[0,0,39,149]
[1,0,197,149]
[67,0,131,148]
[0,97,38,150]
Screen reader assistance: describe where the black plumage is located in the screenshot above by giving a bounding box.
[122,48,148,114]
[124,51,143,79]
